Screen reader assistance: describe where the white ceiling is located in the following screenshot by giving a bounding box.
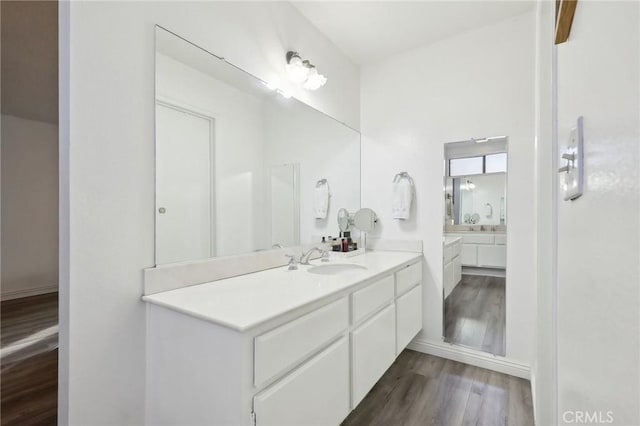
[291,1,535,65]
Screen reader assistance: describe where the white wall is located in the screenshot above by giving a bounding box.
[555,2,639,425]
[58,2,359,424]
[360,11,536,364]
[1,114,58,300]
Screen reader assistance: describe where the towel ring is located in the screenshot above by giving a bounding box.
[316,178,331,196]
[393,171,415,187]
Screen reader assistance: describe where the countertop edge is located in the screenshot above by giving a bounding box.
[143,252,423,332]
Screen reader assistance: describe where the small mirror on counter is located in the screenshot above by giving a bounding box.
[353,208,377,233]
[337,208,350,232]
[442,137,507,356]
[154,27,361,265]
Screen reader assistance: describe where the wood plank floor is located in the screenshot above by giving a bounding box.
[342,350,533,426]
[1,293,58,426]
[444,274,506,356]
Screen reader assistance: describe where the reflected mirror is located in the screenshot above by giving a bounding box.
[154,27,360,265]
[442,137,507,356]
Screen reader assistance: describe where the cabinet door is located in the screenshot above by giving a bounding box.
[477,245,507,268]
[254,337,349,426]
[396,285,422,354]
[453,256,462,286]
[443,260,454,298]
[351,304,396,407]
[461,244,478,266]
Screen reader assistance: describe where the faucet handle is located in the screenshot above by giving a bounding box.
[321,250,330,262]
[285,254,298,270]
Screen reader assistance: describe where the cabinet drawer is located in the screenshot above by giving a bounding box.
[396,285,423,354]
[396,261,422,296]
[477,245,507,268]
[352,275,394,324]
[461,245,478,266]
[254,337,349,426]
[452,241,462,257]
[351,304,396,407]
[461,234,495,244]
[495,234,507,245]
[443,244,454,263]
[254,298,348,387]
[444,260,454,299]
[453,256,462,286]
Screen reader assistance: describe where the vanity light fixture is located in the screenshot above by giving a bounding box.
[303,64,327,90]
[286,51,327,91]
[472,135,507,144]
[463,179,476,191]
[286,51,310,83]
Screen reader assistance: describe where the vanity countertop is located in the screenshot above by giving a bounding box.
[444,236,462,246]
[142,250,422,332]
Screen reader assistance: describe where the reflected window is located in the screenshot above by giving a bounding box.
[485,153,507,173]
[449,156,483,177]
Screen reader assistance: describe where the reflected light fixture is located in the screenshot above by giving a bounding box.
[286,51,327,91]
[463,179,476,191]
[286,51,310,83]
[303,64,327,90]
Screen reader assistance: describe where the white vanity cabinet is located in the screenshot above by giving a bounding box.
[447,233,507,269]
[443,237,462,298]
[144,253,423,426]
[253,337,350,426]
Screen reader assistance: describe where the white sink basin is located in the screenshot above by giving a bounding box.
[307,263,368,275]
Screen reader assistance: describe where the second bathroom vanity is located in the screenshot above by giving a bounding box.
[143,251,423,426]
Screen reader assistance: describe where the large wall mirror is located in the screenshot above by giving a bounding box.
[154,27,361,265]
[443,137,507,356]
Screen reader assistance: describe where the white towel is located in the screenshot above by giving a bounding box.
[314,184,329,219]
[485,203,493,218]
[392,179,413,220]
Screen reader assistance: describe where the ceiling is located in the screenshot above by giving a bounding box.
[291,1,535,65]
[1,1,58,124]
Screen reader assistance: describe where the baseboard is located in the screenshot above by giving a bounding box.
[1,285,58,301]
[530,369,538,425]
[407,338,530,379]
[462,267,506,277]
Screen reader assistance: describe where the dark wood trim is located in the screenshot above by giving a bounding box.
[555,0,578,44]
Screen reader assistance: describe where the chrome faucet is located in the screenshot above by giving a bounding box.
[285,254,299,271]
[299,247,330,265]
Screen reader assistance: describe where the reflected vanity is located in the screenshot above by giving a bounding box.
[155,27,360,265]
[442,136,508,356]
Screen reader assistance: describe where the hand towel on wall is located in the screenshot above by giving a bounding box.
[314,184,330,219]
[392,179,413,220]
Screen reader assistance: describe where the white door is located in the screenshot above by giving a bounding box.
[156,103,213,264]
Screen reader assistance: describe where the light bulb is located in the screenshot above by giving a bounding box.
[303,67,327,90]
[286,54,309,83]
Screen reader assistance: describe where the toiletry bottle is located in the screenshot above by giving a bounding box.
[332,238,340,252]
[341,238,348,252]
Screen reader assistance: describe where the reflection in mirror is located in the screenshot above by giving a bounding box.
[337,208,350,232]
[446,174,506,225]
[442,137,507,356]
[154,27,360,265]
[353,208,377,233]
